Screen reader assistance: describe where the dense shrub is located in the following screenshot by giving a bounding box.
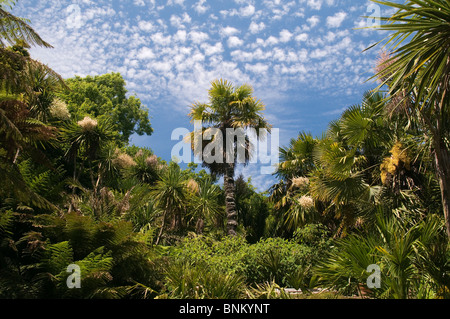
[165,228,333,290]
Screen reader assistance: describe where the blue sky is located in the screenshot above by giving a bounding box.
[13,0,392,191]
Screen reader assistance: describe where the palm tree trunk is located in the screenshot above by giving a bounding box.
[420,103,450,239]
[67,154,77,214]
[156,209,168,245]
[224,162,238,236]
[434,141,450,239]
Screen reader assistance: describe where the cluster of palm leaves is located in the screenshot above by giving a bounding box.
[271,91,410,236]
[267,0,450,298]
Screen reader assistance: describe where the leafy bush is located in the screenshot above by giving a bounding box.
[0,211,164,299]
[162,260,246,299]
[166,232,332,289]
[240,237,313,287]
[314,213,450,299]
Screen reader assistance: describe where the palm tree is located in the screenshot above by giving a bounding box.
[369,0,450,237]
[0,3,63,209]
[1,4,61,96]
[308,92,392,236]
[188,79,271,236]
[0,3,52,49]
[276,131,318,181]
[188,177,224,234]
[61,116,115,213]
[0,3,63,161]
[151,163,187,245]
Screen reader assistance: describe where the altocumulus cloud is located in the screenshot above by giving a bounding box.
[13,0,386,191]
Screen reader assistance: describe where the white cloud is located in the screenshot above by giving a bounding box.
[265,36,279,46]
[279,29,293,43]
[193,0,209,14]
[228,36,244,48]
[173,29,187,42]
[137,47,155,60]
[134,0,145,7]
[151,32,172,46]
[189,30,209,43]
[249,21,265,34]
[170,13,191,28]
[295,33,308,42]
[231,48,271,62]
[311,48,328,59]
[167,0,184,6]
[307,15,320,28]
[201,42,224,56]
[221,26,240,37]
[245,62,270,74]
[307,0,322,10]
[327,12,347,28]
[149,60,173,73]
[240,4,255,17]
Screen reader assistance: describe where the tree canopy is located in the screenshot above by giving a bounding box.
[58,73,153,144]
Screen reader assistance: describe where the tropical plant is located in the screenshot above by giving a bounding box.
[276,131,318,180]
[60,116,115,210]
[188,176,224,234]
[0,3,64,210]
[163,260,246,299]
[188,79,271,236]
[369,0,450,237]
[315,210,449,299]
[151,162,188,244]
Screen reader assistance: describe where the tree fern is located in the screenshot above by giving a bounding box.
[58,246,114,298]
[41,241,73,276]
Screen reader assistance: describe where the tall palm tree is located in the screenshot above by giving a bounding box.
[188,79,271,236]
[369,0,450,237]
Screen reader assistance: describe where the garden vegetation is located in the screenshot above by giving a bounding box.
[0,0,449,299]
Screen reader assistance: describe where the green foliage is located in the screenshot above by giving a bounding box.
[315,212,450,299]
[1,1,449,300]
[163,260,246,299]
[168,233,331,290]
[235,175,270,242]
[0,209,164,299]
[244,281,292,299]
[57,73,153,143]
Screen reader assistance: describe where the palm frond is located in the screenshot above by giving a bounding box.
[0,8,52,48]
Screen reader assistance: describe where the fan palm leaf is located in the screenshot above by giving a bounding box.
[368,0,450,237]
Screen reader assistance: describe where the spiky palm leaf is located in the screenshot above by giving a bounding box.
[0,7,52,49]
[368,0,450,237]
[151,163,187,244]
[369,0,450,114]
[189,177,224,231]
[276,131,318,180]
